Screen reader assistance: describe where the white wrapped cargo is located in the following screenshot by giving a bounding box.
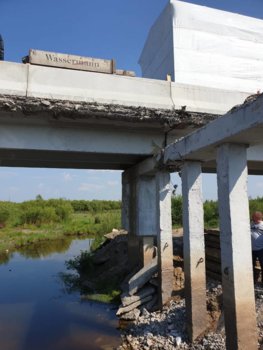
[139,0,263,94]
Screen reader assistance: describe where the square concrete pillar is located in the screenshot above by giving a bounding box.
[156,171,174,306]
[137,175,156,266]
[217,143,257,350]
[122,172,156,270]
[181,161,207,341]
[122,171,140,270]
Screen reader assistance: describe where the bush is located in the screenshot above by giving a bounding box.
[20,206,58,226]
[0,206,10,226]
[171,196,183,226]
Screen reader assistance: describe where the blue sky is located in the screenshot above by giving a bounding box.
[0,0,263,202]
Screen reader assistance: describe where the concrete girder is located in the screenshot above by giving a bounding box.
[0,61,251,116]
[164,94,263,174]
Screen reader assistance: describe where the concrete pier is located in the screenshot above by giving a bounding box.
[182,161,207,341]
[156,171,174,306]
[217,144,257,350]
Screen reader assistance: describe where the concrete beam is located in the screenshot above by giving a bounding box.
[217,143,257,350]
[0,62,28,96]
[164,94,263,165]
[156,171,174,306]
[171,83,250,116]
[124,157,159,178]
[181,161,207,341]
[0,61,252,116]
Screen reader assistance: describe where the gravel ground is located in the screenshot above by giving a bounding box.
[117,281,263,350]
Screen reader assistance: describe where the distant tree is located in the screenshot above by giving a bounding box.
[36,194,43,201]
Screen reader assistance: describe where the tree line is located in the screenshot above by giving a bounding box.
[0,196,262,228]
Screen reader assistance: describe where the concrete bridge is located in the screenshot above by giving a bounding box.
[1,60,262,349]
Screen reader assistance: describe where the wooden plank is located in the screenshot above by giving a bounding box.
[205,247,221,259]
[28,49,115,74]
[206,260,221,274]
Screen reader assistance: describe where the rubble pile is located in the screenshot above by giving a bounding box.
[118,281,263,350]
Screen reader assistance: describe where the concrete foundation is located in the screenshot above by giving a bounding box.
[217,143,257,350]
[181,161,207,341]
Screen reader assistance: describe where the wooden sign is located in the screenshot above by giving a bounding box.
[28,49,115,74]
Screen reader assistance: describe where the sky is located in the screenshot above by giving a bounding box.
[0,0,263,202]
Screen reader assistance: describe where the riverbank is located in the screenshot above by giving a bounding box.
[0,209,121,253]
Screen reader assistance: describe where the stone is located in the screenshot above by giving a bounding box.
[120,308,140,321]
[117,295,153,316]
[121,286,155,307]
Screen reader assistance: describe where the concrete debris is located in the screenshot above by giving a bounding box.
[0,94,218,128]
[230,92,263,114]
[117,280,263,350]
[121,286,155,307]
[128,257,158,296]
[116,295,153,316]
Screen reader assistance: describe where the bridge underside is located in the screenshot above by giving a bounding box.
[0,93,219,170]
[0,149,147,170]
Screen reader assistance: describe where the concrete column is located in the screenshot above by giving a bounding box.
[121,171,130,231]
[181,161,207,341]
[217,143,257,350]
[137,175,156,267]
[122,171,140,270]
[156,171,174,306]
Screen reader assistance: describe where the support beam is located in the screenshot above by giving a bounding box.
[181,161,207,341]
[164,94,263,166]
[156,171,174,306]
[217,143,257,350]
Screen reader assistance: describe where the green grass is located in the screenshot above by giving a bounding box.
[81,290,121,304]
[0,210,121,254]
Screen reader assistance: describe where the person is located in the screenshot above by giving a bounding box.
[251,211,263,283]
[0,35,4,61]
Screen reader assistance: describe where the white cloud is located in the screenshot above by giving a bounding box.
[63,172,73,182]
[78,183,104,192]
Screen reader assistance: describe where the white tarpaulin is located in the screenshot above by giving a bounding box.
[139,0,263,94]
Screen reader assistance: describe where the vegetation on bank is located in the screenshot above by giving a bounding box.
[1,195,263,253]
[0,197,121,252]
[63,250,122,303]
[171,195,263,229]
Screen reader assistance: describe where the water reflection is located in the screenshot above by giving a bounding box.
[0,237,120,350]
[0,236,93,264]
[18,238,72,259]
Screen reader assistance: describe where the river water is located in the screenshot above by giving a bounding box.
[0,238,121,350]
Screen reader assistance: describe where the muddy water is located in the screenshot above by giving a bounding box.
[0,238,121,350]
